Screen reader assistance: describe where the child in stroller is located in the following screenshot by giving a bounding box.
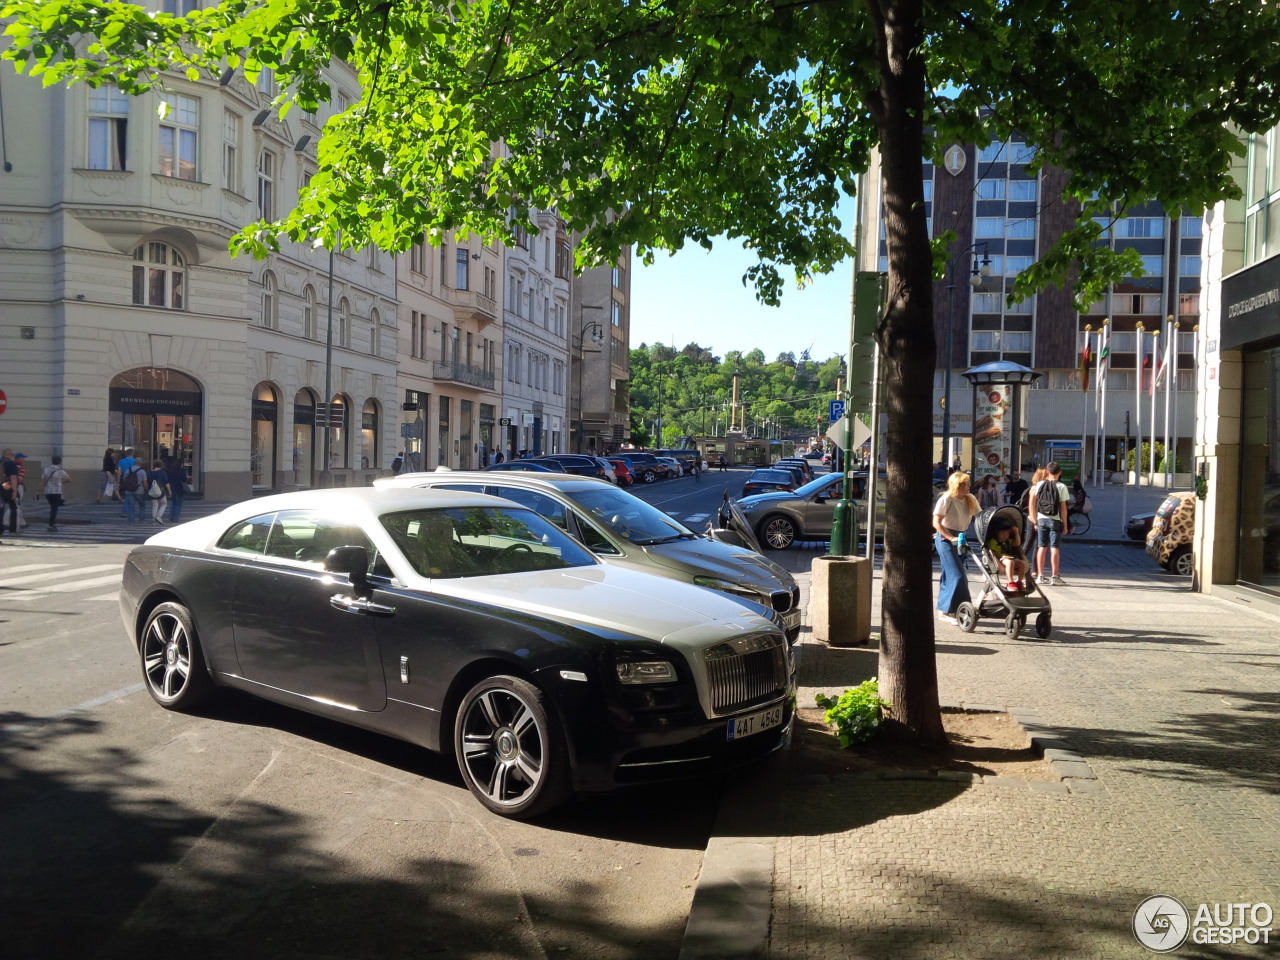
[986,519,1029,592]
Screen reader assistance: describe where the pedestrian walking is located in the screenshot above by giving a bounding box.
[932,471,980,626]
[718,454,727,472]
[1003,470,1029,507]
[164,456,187,523]
[391,451,404,474]
[98,447,118,503]
[0,448,19,535]
[148,459,171,524]
[1030,461,1070,585]
[692,457,701,483]
[119,456,147,523]
[117,448,137,517]
[41,456,71,532]
[976,474,1001,510]
[11,452,28,530]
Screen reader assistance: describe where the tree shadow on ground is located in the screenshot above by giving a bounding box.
[0,709,714,960]
[1053,687,1280,795]
[760,869,1252,959]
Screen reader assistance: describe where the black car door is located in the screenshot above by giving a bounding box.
[229,510,388,712]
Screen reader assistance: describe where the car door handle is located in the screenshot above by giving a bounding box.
[329,594,396,616]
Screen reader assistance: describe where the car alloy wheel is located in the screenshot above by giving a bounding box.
[642,469,656,483]
[761,515,797,550]
[139,601,214,710]
[454,675,570,818]
[1169,545,1194,577]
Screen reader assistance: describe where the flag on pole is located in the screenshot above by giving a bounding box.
[1098,325,1111,386]
[1142,333,1154,393]
[1080,331,1091,391]
[1154,329,1172,391]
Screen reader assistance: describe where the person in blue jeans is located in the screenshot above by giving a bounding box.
[122,461,148,523]
[932,471,980,625]
[164,456,186,523]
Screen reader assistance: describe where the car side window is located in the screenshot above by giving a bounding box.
[216,513,276,555]
[570,512,623,556]
[262,510,377,571]
[492,487,568,528]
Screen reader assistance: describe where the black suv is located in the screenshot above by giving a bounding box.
[615,453,669,483]
[531,454,609,481]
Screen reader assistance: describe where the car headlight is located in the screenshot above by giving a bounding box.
[693,575,760,602]
[737,501,761,514]
[615,661,678,684]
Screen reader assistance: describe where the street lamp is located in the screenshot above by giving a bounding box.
[942,242,992,467]
[575,307,605,454]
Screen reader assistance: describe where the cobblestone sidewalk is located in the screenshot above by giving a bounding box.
[763,543,1280,959]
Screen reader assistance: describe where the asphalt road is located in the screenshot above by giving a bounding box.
[0,535,731,960]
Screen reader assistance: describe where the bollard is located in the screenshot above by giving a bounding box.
[809,555,872,647]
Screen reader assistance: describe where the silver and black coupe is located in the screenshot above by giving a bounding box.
[120,488,795,818]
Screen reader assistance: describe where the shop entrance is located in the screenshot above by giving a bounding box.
[108,368,202,493]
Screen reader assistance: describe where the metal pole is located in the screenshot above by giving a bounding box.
[322,241,335,485]
[942,277,955,465]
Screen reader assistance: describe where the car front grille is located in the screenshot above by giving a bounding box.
[703,633,789,716]
[768,586,800,613]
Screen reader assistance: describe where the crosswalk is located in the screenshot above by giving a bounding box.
[2,562,122,603]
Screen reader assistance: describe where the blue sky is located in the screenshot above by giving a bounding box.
[629,190,858,364]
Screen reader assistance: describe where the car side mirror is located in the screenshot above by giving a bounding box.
[325,545,372,597]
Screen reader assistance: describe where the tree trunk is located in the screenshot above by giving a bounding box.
[868,0,946,748]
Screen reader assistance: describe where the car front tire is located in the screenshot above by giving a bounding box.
[761,515,797,550]
[139,601,214,710]
[642,469,656,483]
[454,675,571,819]
[1168,545,1194,577]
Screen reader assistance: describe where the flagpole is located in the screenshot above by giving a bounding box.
[1097,319,1111,486]
[1080,324,1091,469]
[1134,321,1144,488]
[1149,327,1160,482]
[1164,316,1176,486]
[1093,320,1103,483]
[1191,323,1200,484]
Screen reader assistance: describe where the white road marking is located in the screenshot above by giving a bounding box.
[12,573,124,601]
[1,563,120,587]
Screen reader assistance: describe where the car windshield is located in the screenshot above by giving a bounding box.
[751,470,793,482]
[795,474,842,497]
[380,506,596,578]
[565,486,697,545]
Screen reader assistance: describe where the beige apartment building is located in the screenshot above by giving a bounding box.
[0,62,633,492]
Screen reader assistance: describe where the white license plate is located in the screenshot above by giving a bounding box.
[783,608,801,630]
[727,704,784,740]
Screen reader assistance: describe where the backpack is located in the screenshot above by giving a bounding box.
[1034,479,1060,519]
[121,465,143,493]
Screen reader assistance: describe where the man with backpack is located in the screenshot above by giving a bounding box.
[119,456,148,523]
[1030,461,1070,585]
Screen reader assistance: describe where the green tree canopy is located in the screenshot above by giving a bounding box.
[9,0,1280,743]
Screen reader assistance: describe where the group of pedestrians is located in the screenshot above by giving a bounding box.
[1,448,73,536]
[106,448,186,525]
[932,461,1074,625]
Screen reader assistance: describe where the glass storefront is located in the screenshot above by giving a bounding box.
[361,399,379,470]
[459,399,473,469]
[108,367,201,493]
[1238,342,1280,593]
[293,389,316,487]
[252,383,278,491]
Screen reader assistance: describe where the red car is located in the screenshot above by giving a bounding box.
[607,458,635,486]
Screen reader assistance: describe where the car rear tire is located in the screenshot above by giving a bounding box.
[139,601,215,710]
[761,515,797,550]
[1168,545,1194,577]
[454,675,571,819]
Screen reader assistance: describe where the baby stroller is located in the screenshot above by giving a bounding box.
[956,504,1053,640]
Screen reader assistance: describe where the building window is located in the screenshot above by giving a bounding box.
[339,298,350,348]
[975,179,1005,200]
[163,0,199,14]
[158,93,199,180]
[978,141,1006,164]
[1180,218,1204,239]
[221,110,240,192]
[302,286,316,339]
[255,67,276,97]
[132,242,185,309]
[369,308,380,356]
[975,218,1004,237]
[455,248,470,290]
[1179,292,1201,316]
[1006,218,1036,239]
[611,300,622,327]
[1180,255,1202,278]
[1007,179,1038,202]
[260,271,277,327]
[257,149,275,219]
[87,84,128,171]
[1114,217,1165,239]
[555,235,571,279]
[972,292,1003,314]
[410,238,426,274]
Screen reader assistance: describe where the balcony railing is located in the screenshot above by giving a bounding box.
[432,361,495,390]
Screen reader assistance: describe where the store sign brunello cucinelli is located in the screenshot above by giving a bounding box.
[973,384,1011,481]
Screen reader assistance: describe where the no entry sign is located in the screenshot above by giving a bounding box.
[0,389,7,415]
